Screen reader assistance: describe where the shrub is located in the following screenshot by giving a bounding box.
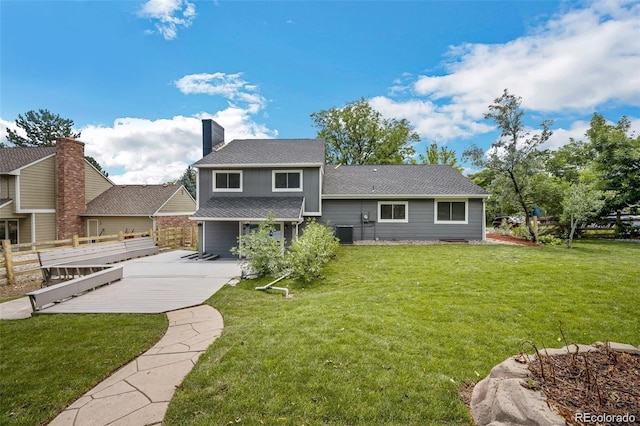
[512,224,532,240]
[287,219,340,283]
[230,215,286,278]
[537,234,562,246]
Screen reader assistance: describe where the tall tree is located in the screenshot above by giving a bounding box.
[585,113,640,212]
[176,166,196,199]
[310,98,418,165]
[6,109,81,147]
[464,89,553,242]
[561,183,611,248]
[419,142,463,171]
[546,139,594,184]
[6,109,109,176]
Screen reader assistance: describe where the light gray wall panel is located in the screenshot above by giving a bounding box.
[204,221,239,258]
[321,198,485,241]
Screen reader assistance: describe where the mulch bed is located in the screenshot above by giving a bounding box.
[528,346,639,425]
[486,232,540,246]
[0,279,41,300]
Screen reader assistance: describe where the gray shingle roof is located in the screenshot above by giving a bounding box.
[193,197,304,220]
[193,139,325,167]
[323,165,489,197]
[83,184,190,216]
[0,147,56,173]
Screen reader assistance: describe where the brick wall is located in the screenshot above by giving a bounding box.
[56,138,86,239]
[156,215,195,229]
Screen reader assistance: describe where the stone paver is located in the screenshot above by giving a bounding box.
[48,305,223,426]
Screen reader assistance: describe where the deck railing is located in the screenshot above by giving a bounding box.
[0,226,198,286]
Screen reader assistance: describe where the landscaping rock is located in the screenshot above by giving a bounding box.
[470,342,639,426]
[470,356,565,426]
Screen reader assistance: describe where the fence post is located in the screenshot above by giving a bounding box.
[73,234,80,247]
[2,239,15,286]
[118,231,124,241]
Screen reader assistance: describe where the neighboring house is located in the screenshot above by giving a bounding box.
[82,184,196,237]
[192,119,490,258]
[0,138,196,244]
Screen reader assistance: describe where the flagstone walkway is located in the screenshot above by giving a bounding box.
[48,304,222,426]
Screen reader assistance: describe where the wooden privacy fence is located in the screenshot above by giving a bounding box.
[0,226,198,286]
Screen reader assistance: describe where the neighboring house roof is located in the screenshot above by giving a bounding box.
[0,198,12,208]
[83,184,193,216]
[0,147,56,173]
[323,164,489,198]
[193,197,304,221]
[193,139,325,167]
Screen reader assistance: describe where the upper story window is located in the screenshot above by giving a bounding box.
[272,170,302,192]
[213,170,242,192]
[435,200,468,224]
[378,201,408,223]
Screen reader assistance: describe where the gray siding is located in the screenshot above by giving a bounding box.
[202,220,299,258]
[320,198,485,241]
[199,167,321,214]
[203,221,239,258]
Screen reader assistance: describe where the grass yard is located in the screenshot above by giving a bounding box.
[165,240,639,426]
[0,313,167,426]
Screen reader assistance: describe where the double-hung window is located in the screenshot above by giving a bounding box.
[378,201,408,223]
[435,200,468,224]
[272,170,302,192]
[213,171,242,192]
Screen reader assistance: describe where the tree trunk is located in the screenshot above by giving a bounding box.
[567,214,577,249]
[508,170,537,242]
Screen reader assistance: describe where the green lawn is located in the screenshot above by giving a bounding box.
[0,314,167,426]
[165,241,640,426]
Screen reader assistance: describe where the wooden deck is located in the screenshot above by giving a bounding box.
[37,250,241,314]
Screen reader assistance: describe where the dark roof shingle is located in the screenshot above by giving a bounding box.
[193,139,325,167]
[323,164,489,197]
[0,147,56,173]
[193,197,304,220]
[83,184,190,215]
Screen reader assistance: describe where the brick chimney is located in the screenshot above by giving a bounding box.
[56,138,86,239]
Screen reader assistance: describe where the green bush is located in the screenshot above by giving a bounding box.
[512,224,532,240]
[230,215,286,278]
[537,234,562,245]
[231,217,339,281]
[287,219,339,283]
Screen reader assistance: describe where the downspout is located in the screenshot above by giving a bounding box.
[31,213,36,250]
[482,198,487,241]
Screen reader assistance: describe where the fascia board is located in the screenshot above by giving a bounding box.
[195,163,324,169]
[321,194,490,199]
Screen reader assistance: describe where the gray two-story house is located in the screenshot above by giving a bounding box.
[192,119,489,257]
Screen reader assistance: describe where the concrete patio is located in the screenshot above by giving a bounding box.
[1,249,243,425]
[32,249,241,315]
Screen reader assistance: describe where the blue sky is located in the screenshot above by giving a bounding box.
[1,0,639,184]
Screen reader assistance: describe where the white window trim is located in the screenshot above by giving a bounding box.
[377,201,409,223]
[272,169,303,192]
[213,170,243,192]
[434,199,468,224]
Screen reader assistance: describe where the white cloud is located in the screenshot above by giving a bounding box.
[69,72,274,184]
[376,1,640,146]
[80,107,276,185]
[0,119,22,145]
[174,72,267,113]
[138,0,196,40]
